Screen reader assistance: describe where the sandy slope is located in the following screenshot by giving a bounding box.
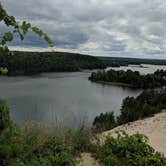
[77,153,100,166]
[102,110,166,155]
[78,111,166,166]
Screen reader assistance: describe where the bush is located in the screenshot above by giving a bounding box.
[93,89,166,132]
[92,112,116,132]
[1,96,166,166]
[0,67,8,75]
[117,89,166,125]
[0,100,93,166]
[0,123,77,166]
[94,132,166,166]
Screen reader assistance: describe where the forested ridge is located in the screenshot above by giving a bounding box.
[89,69,166,89]
[99,56,166,67]
[0,51,106,75]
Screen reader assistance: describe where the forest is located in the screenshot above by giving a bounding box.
[89,69,166,89]
[99,56,166,67]
[93,88,166,132]
[0,51,106,76]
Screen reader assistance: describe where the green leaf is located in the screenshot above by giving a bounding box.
[32,27,43,37]
[0,3,53,48]
[3,32,13,42]
[44,33,53,45]
[22,21,31,35]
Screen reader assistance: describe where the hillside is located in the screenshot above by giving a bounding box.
[102,110,166,155]
[0,51,106,76]
[99,56,166,67]
[78,111,166,166]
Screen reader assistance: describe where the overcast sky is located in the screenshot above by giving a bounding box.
[1,0,166,58]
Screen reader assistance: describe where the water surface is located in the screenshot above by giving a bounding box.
[0,64,164,127]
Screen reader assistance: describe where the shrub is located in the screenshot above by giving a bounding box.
[117,89,166,125]
[0,100,79,166]
[0,99,95,166]
[0,67,8,75]
[94,132,166,166]
[92,112,116,132]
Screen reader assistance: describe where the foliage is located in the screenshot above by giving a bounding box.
[93,89,166,132]
[0,100,95,166]
[0,2,52,52]
[0,2,53,77]
[0,97,166,165]
[117,89,166,125]
[99,56,166,67]
[0,51,106,75]
[0,67,8,75]
[0,100,13,134]
[94,131,166,166]
[92,112,116,132]
[89,69,166,89]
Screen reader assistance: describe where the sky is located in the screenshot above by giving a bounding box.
[1,0,166,59]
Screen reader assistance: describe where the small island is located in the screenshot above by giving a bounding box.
[89,69,166,89]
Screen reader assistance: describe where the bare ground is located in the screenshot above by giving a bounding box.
[78,111,166,166]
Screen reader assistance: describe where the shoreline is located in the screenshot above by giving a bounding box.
[102,110,166,155]
[93,81,134,88]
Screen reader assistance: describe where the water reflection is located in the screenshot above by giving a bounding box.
[1,64,163,127]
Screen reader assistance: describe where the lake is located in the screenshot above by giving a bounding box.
[0,64,165,128]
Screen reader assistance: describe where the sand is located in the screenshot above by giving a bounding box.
[77,153,101,166]
[102,110,166,155]
[78,111,166,166]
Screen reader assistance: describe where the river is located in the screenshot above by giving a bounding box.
[0,64,165,128]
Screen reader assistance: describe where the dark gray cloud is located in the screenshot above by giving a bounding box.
[1,0,166,58]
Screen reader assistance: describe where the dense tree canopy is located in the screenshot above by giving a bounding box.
[117,89,166,124]
[0,51,106,75]
[99,57,166,67]
[0,3,106,76]
[89,69,166,89]
[93,89,166,131]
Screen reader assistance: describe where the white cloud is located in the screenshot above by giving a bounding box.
[1,0,166,58]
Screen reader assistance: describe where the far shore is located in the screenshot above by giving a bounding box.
[93,81,134,88]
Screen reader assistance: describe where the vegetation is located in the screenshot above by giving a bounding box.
[99,56,166,67]
[117,89,166,125]
[0,2,53,76]
[94,132,166,166]
[0,99,95,166]
[93,89,166,131]
[0,51,106,75]
[92,112,116,132]
[89,69,166,89]
[0,67,8,75]
[0,3,105,76]
[1,99,166,166]
[0,2,52,52]
[1,2,166,166]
